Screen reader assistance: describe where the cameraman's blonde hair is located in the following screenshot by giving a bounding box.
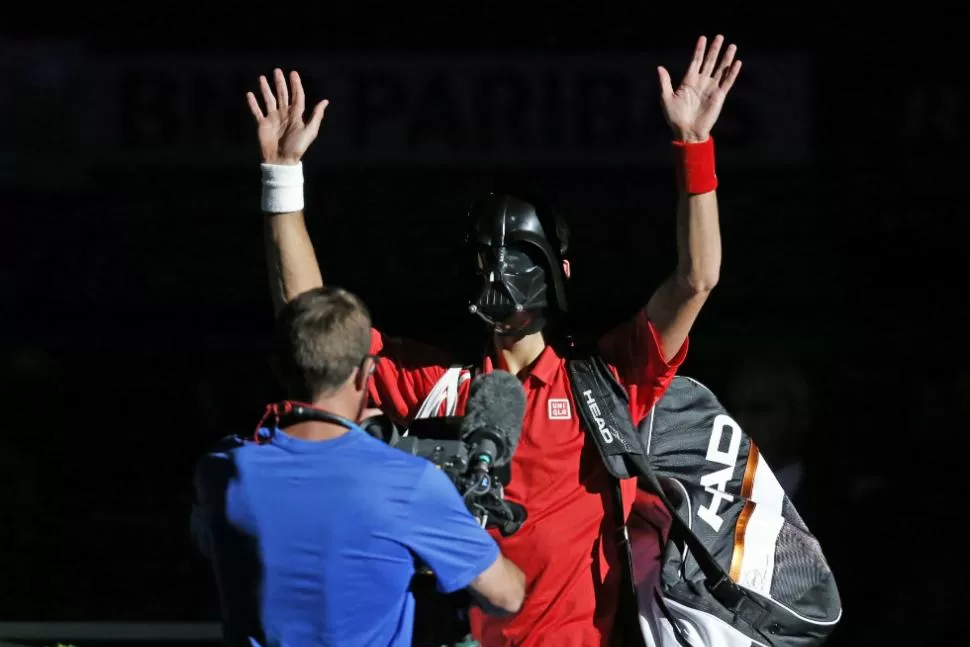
[273,287,372,400]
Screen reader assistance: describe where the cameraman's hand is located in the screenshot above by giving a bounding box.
[246,68,329,165]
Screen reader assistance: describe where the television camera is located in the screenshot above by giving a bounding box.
[360,370,528,537]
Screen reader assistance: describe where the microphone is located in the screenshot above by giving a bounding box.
[459,370,527,473]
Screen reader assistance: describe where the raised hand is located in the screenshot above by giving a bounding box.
[246,68,329,165]
[657,35,742,143]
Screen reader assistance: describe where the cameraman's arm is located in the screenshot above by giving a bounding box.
[190,437,246,559]
[404,464,525,616]
[466,554,526,616]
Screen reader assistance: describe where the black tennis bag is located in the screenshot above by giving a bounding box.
[567,354,842,647]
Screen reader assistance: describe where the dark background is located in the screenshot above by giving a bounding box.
[1,4,964,646]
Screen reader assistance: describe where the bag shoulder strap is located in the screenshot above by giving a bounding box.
[564,348,647,647]
[566,349,647,479]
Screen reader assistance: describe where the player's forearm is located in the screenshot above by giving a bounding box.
[264,211,323,316]
[674,189,721,294]
[260,161,324,315]
[645,148,722,360]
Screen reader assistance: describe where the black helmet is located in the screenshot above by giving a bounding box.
[466,193,569,335]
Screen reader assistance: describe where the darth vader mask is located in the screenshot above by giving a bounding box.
[466,193,568,336]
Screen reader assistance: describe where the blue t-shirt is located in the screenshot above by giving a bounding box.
[192,427,500,647]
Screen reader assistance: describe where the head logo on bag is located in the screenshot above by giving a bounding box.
[581,388,616,444]
[696,413,744,533]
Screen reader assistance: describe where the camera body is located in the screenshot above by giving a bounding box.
[361,414,525,537]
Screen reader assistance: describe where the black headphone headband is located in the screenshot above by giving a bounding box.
[253,400,358,443]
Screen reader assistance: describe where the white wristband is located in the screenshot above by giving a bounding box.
[260,162,305,213]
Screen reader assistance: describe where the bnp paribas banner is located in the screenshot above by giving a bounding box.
[0,42,815,185]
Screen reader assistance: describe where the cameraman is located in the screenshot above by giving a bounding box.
[191,287,525,647]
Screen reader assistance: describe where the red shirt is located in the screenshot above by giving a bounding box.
[369,310,685,647]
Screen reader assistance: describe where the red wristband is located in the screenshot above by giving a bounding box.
[672,137,718,195]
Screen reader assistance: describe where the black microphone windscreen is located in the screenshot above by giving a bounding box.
[459,370,527,466]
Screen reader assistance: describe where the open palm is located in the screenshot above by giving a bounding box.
[246,68,329,165]
[658,35,742,143]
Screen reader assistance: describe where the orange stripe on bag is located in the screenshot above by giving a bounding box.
[729,445,760,581]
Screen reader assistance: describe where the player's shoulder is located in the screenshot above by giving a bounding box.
[373,328,459,371]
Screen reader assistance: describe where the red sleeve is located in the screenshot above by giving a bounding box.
[596,308,688,424]
[368,328,453,426]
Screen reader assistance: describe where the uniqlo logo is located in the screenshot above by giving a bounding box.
[548,398,572,420]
